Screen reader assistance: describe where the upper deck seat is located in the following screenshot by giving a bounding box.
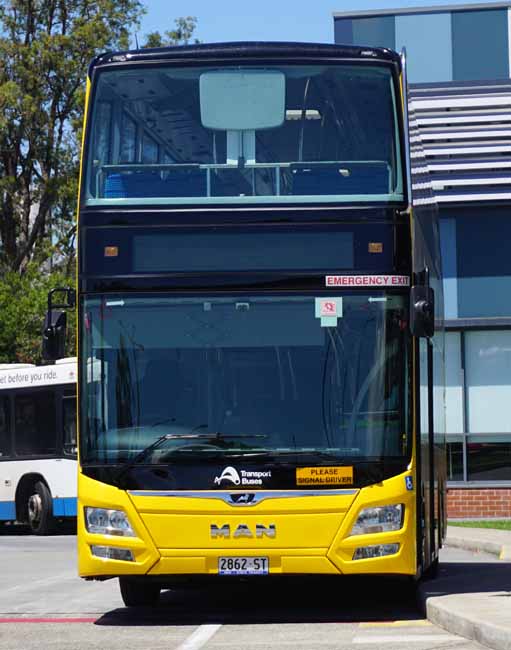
[160,169,207,197]
[104,169,207,199]
[291,162,390,196]
[104,172,164,199]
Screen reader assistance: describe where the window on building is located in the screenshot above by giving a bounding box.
[452,9,509,81]
[14,391,57,456]
[465,330,511,433]
[447,440,463,481]
[445,328,511,484]
[457,213,511,318]
[467,441,511,481]
[445,331,464,433]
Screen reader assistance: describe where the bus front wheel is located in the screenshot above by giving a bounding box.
[119,578,161,607]
[28,481,54,535]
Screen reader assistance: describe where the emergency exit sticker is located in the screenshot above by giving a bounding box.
[315,297,343,327]
[325,275,410,287]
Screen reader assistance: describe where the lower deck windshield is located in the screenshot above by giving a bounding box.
[81,293,409,467]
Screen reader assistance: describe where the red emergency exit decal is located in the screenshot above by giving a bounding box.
[325,275,410,287]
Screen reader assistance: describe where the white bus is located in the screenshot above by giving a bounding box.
[0,357,77,535]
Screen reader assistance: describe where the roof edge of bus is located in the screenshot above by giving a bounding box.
[88,41,401,76]
[0,357,76,371]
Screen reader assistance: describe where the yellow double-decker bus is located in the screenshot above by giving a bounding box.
[48,42,446,606]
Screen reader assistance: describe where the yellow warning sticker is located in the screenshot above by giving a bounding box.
[296,466,353,486]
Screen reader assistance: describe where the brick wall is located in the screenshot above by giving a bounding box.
[447,488,511,518]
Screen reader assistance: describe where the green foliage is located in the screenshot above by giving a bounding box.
[449,520,511,530]
[0,1,199,363]
[0,263,76,364]
[0,0,145,274]
[144,16,199,48]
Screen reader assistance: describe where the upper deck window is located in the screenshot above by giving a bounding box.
[83,63,403,207]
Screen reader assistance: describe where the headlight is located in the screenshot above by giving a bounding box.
[85,507,135,537]
[350,504,404,536]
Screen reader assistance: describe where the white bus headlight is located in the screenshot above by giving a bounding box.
[350,504,404,536]
[85,507,135,537]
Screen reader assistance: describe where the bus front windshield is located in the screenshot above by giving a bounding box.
[84,63,403,207]
[81,293,409,467]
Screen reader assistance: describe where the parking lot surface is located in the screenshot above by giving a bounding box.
[0,528,489,650]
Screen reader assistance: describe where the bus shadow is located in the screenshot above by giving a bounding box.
[95,576,421,627]
[420,560,511,599]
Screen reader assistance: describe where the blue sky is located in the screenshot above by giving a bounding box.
[139,0,503,44]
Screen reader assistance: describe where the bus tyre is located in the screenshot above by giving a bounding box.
[119,578,160,607]
[28,481,55,536]
[422,557,439,581]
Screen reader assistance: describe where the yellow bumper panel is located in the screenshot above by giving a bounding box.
[78,470,416,578]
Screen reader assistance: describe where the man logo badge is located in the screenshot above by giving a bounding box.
[210,523,276,539]
[230,493,255,504]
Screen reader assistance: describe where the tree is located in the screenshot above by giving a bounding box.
[0,2,199,363]
[144,16,199,49]
[0,0,144,274]
[0,262,76,363]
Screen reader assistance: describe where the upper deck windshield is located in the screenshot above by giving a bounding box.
[81,292,409,479]
[83,63,404,207]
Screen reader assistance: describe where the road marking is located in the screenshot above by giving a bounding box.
[3,573,76,594]
[352,633,463,644]
[0,618,97,623]
[359,620,432,627]
[177,624,222,650]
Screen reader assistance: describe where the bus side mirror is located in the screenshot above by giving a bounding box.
[42,311,67,361]
[410,285,435,338]
[42,287,76,361]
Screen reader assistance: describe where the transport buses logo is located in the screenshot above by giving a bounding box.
[214,466,272,487]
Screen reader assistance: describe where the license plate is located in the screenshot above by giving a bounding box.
[218,556,269,575]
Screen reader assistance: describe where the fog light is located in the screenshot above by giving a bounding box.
[350,504,404,536]
[353,543,399,560]
[91,545,134,561]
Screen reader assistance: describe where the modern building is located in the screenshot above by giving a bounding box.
[334,2,511,518]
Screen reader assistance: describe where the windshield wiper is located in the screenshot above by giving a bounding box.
[112,428,267,486]
[113,425,208,486]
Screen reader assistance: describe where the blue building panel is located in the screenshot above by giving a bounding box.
[440,217,458,319]
[456,212,511,318]
[452,9,509,80]
[334,18,354,46]
[396,12,453,82]
[334,16,396,49]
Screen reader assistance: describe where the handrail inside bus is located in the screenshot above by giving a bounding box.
[94,160,392,199]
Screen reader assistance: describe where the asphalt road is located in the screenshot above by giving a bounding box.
[0,525,491,650]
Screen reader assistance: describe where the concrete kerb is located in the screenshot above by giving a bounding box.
[446,534,511,561]
[419,591,511,650]
[417,530,511,650]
